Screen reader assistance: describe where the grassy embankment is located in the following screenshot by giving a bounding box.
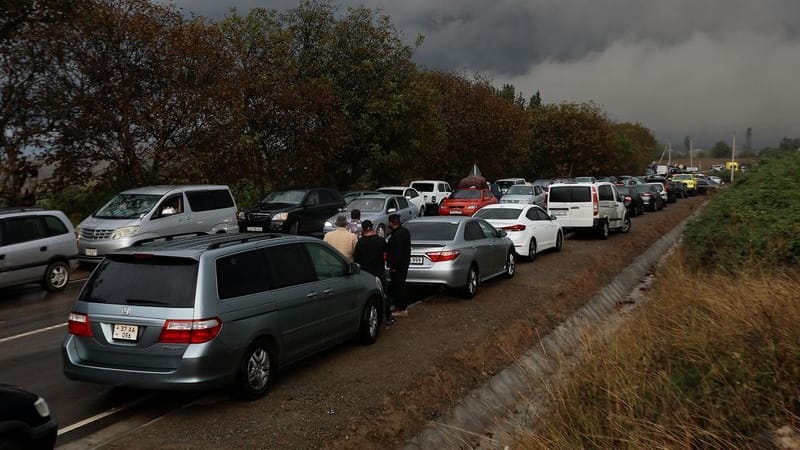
[513,151,800,448]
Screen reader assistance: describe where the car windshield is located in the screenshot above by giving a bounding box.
[450,189,481,200]
[410,182,434,192]
[345,198,385,213]
[93,194,162,219]
[506,185,533,195]
[261,190,306,206]
[405,221,459,241]
[496,181,517,190]
[474,208,522,220]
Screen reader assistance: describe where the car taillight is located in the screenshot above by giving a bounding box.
[68,312,93,337]
[502,224,527,232]
[159,318,222,344]
[426,250,460,262]
[591,187,599,216]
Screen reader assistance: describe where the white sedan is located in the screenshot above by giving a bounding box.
[473,204,563,260]
[377,186,426,216]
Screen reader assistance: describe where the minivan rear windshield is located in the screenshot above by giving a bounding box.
[548,186,591,203]
[404,222,459,241]
[93,194,162,219]
[79,256,198,308]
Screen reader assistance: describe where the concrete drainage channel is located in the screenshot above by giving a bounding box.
[404,210,701,450]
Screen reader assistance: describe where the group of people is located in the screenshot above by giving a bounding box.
[323,209,411,325]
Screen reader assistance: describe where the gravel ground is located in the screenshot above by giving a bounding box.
[104,195,707,450]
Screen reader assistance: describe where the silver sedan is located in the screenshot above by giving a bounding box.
[403,216,516,298]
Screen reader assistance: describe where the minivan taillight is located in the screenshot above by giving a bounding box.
[592,187,599,216]
[426,250,460,262]
[159,318,222,344]
[68,312,93,337]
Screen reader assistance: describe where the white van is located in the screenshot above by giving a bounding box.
[546,182,630,239]
[77,185,238,262]
[409,180,452,216]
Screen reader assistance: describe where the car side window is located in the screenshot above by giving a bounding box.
[1,216,46,245]
[216,249,269,300]
[186,189,234,212]
[526,208,541,221]
[265,243,317,288]
[318,190,337,204]
[397,197,410,210]
[598,185,614,201]
[386,198,399,212]
[305,191,320,206]
[153,194,184,219]
[305,242,347,280]
[536,209,551,220]
[477,220,498,239]
[463,221,484,241]
[42,215,69,236]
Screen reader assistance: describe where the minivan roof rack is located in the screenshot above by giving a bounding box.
[0,207,45,214]
[132,232,208,247]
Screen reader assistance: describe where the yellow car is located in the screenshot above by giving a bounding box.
[671,174,697,194]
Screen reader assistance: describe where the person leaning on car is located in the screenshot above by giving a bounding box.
[324,215,357,261]
[353,220,391,323]
[386,213,411,317]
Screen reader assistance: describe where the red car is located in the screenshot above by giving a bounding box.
[438,188,498,216]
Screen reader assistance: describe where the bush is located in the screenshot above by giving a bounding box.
[684,152,800,272]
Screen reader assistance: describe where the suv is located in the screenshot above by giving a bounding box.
[494,178,526,195]
[63,233,385,399]
[547,182,630,238]
[77,185,238,263]
[409,180,452,216]
[238,188,345,235]
[0,208,77,291]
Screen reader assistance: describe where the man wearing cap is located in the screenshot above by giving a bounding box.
[386,213,411,317]
[324,214,357,261]
[353,220,392,323]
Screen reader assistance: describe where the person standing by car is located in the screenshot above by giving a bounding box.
[386,213,411,317]
[353,220,392,324]
[346,209,362,238]
[324,215,357,261]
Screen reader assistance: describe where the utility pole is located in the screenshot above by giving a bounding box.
[731,134,736,184]
[689,137,693,168]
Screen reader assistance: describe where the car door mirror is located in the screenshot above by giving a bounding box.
[387,208,397,213]
[497,229,507,238]
[349,262,360,275]
[160,207,176,217]
[550,214,558,221]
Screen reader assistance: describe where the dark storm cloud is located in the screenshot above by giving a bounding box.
[161,0,800,147]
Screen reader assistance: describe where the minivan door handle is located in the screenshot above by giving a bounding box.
[322,289,333,296]
[306,292,318,298]
[40,246,47,252]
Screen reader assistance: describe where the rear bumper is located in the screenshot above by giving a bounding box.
[405,260,471,288]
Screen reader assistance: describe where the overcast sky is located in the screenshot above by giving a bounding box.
[163,0,800,149]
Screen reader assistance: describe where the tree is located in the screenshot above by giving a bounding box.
[611,122,657,175]
[711,140,732,158]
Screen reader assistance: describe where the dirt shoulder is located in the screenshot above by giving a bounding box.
[105,195,707,450]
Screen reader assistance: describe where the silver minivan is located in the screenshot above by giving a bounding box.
[0,208,78,291]
[63,233,384,399]
[76,185,238,263]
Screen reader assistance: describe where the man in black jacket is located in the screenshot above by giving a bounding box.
[353,220,392,323]
[386,214,411,317]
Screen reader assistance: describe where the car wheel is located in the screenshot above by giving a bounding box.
[621,215,632,233]
[596,220,609,239]
[358,298,380,345]
[43,260,70,292]
[237,338,276,400]
[377,224,386,238]
[419,206,425,217]
[462,265,479,299]
[555,231,563,252]
[289,221,299,235]
[527,238,537,261]
[503,251,516,278]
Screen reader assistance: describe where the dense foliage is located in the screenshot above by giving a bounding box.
[684,150,800,271]
[1,0,659,211]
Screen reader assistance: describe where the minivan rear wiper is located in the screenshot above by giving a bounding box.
[125,298,169,306]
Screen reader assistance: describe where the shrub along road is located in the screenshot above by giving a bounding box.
[99,195,709,450]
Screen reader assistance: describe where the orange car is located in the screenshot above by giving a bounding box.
[438,188,498,216]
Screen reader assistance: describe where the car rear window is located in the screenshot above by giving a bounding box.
[410,183,434,192]
[474,208,522,220]
[404,222,459,241]
[450,189,481,199]
[548,186,591,203]
[79,256,198,308]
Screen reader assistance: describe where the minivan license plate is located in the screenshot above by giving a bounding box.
[113,324,139,341]
[85,248,97,256]
[410,256,424,265]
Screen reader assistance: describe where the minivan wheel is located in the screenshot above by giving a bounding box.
[462,265,479,299]
[503,252,516,278]
[237,339,276,400]
[596,221,609,240]
[527,238,537,261]
[358,298,380,345]
[621,216,632,233]
[43,261,70,292]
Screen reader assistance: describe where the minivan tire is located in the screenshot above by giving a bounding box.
[358,298,381,345]
[237,338,276,400]
[43,260,70,292]
[462,265,479,299]
[595,220,609,240]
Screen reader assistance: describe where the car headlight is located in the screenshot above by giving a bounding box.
[33,397,50,418]
[324,221,333,228]
[110,225,140,239]
[236,211,246,220]
[273,212,288,221]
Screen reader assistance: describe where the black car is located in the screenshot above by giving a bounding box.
[237,188,345,235]
[0,384,57,449]
[646,176,677,203]
[616,185,644,217]
[669,181,688,199]
[637,184,665,211]
[695,178,720,195]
